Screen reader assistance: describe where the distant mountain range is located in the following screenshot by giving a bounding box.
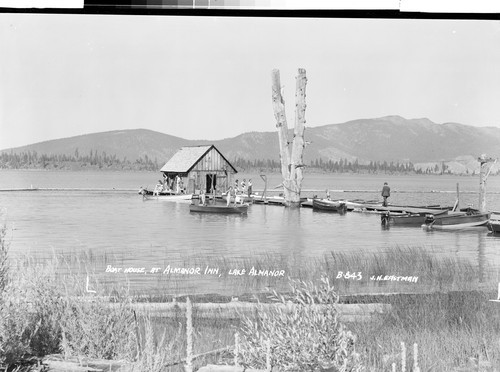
[2,116,499,173]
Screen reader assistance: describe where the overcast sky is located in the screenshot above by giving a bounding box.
[1,14,500,150]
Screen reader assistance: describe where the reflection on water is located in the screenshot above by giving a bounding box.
[1,170,500,295]
[1,190,500,295]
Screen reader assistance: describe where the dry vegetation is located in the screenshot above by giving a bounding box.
[238,276,362,371]
[2,223,500,371]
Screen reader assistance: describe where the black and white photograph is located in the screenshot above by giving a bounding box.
[1,5,500,371]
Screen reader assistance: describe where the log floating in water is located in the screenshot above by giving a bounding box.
[42,354,128,371]
[197,366,266,372]
[110,302,391,322]
[0,188,138,192]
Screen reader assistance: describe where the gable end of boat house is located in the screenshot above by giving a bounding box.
[160,145,237,194]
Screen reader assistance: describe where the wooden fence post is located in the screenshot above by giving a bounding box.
[401,342,406,372]
[234,333,240,367]
[185,297,193,372]
[413,343,420,372]
[266,339,271,371]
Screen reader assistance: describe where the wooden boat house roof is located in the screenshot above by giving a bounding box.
[160,145,237,174]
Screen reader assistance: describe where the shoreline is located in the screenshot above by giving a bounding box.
[0,187,496,194]
[0,166,492,177]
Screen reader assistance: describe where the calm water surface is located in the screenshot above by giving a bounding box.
[1,170,500,295]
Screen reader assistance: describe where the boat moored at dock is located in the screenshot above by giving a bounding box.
[488,219,500,234]
[422,209,490,230]
[312,199,348,213]
[487,213,500,234]
[189,202,249,214]
[139,187,193,202]
[252,195,307,206]
[386,209,449,226]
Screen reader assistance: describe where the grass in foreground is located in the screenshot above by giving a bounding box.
[24,244,492,300]
[2,231,500,371]
[350,289,500,371]
[91,245,489,300]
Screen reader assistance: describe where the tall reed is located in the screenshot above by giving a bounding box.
[130,313,183,372]
[0,256,63,367]
[0,224,8,293]
[349,289,500,371]
[145,245,488,298]
[185,297,193,372]
[238,276,362,371]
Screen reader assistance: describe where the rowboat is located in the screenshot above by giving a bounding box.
[252,195,307,206]
[312,199,348,213]
[300,199,314,208]
[488,220,500,233]
[487,216,500,234]
[189,203,248,214]
[138,188,192,202]
[344,199,380,211]
[388,209,449,226]
[301,198,378,210]
[351,202,451,215]
[422,210,490,230]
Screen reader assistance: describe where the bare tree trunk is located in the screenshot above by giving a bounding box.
[290,68,307,203]
[271,69,291,187]
[271,68,307,207]
[478,154,497,212]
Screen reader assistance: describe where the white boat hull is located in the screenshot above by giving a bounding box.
[422,220,489,231]
[143,193,193,202]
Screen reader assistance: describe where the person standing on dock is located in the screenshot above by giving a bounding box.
[381,182,391,206]
[175,175,181,194]
[153,180,163,196]
[162,174,170,191]
[227,186,235,207]
[247,179,253,197]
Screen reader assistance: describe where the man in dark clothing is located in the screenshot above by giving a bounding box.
[381,182,391,206]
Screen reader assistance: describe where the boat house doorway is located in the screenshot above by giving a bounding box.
[206,174,216,194]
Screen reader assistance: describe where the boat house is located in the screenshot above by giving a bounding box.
[160,145,237,195]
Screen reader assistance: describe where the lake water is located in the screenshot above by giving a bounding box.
[1,169,500,296]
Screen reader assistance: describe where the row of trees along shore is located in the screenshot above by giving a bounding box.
[0,150,159,171]
[232,157,483,175]
[0,150,494,175]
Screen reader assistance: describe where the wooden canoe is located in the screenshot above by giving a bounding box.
[252,195,307,206]
[189,203,248,214]
[312,199,348,213]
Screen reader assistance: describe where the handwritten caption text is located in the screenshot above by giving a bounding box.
[336,271,419,283]
[106,265,285,278]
